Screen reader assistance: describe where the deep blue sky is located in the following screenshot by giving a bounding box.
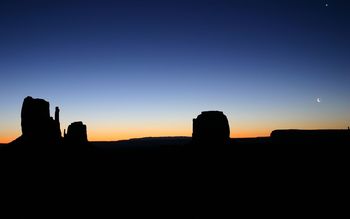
[1,0,350,142]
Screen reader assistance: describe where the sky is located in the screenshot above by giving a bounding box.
[1,0,350,143]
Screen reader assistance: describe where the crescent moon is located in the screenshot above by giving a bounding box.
[317,98,321,103]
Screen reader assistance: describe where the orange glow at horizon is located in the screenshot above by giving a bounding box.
[1,117,347,143]
[69,130,271,142]
[0,129,271,143]
[0,130,21,144]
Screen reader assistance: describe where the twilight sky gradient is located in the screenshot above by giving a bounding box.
[1,0,350,143]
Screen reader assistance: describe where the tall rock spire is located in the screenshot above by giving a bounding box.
[55,106,62,138]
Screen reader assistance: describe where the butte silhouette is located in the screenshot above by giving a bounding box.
[11,96,88,147]
[192,111,230,146]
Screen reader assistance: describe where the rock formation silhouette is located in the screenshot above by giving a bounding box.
[64,121,88,144]
[10,96,91,148]
[192,111,230,145]
[11,96,62,145]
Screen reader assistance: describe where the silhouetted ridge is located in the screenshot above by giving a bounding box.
[192,111,230,145]
[12,96,62,145]
[271,129,350,144]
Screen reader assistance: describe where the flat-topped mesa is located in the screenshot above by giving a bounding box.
[14,96,62,145]
[192,111,230,145]
[271,129,350,144]
[64,121,88,144]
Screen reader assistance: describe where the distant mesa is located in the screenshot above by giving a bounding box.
[271,129,350,144]
[64,121,88,144]
[192,111,230,145]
